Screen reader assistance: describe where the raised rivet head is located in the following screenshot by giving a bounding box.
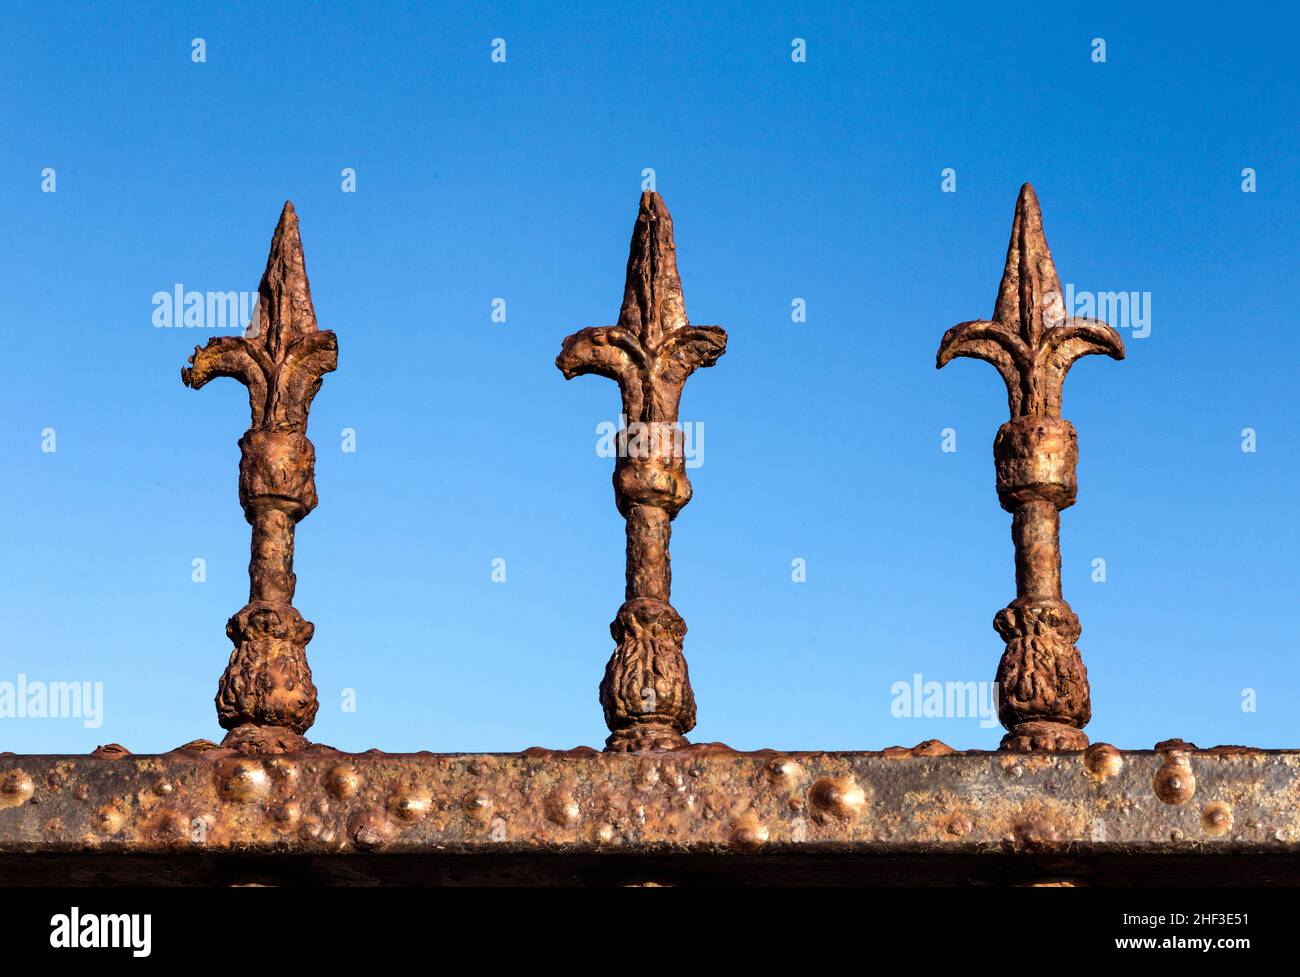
[912,739,955,757]
[1153,756,1196,805]
[463,791,494,822]
[91,804,125,835]
[150,810,192,847]
[218,758,270,803]
[324,763,362,798]
[544,791,581,827]
[1083,743,1123,780]
[764,757,804,786]
[265,757,300,783]
[1201,801,1233,836]
[350,815,392,852]
[0,770,35,809]
[730,815,769,851]
[269,801,301,826]
[388,790,433,823]
[808,777,866,822]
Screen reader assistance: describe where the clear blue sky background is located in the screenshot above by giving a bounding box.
[2,2,1296,754]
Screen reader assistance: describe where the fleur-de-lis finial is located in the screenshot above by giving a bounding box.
[937,185,1124,752]
[938,184,1124,418]
[558,192,727,426]
[557,192,726,752]
[182,202,338,434]
[182,202,337,755]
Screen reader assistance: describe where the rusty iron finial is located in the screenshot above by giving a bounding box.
[182,202,338,755]
[937,184,1124,752]
[557,192,727,752]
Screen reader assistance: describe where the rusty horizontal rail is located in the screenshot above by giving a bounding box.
[3,741,1299,885]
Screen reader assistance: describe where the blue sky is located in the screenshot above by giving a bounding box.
[1,2,1296,754]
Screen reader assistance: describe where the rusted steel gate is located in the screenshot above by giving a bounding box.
[3,190,1292,885]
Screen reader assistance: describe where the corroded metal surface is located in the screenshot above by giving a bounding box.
[937,185,1125,752]
[181,202,338,756]
[4,742,1300,884]
[557,192,727,752]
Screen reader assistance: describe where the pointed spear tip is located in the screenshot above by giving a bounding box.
[994,181,1059,338]
[629,190,675,249]
[257,199,316,344]
[619,191,683,338]
[993,183,1055,332]
[274,200,300,236]
[269,198,304,248]
[267,201,304,263]
[1011,183,1044,234]
[638,189,671,221]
